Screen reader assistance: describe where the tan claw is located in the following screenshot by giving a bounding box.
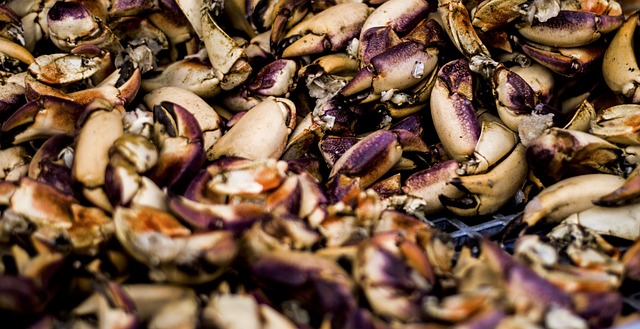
[201,9,252,90]
[591,104,640,145]
[602,13,640,103]
[440,143,527,216]
[207,97,296,161]
[69,65,141,106]
[522,173,626,227]
[280,3,371,58]
[141,58,224,99]
[471,0,529,31]
[28,53,101,85]
[438,0,491,59]
[73,98,124,211]
[0,36,34,65]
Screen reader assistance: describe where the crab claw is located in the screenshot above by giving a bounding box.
[104,134,165,210]
[73,98,125,211]
[201,10,252,90]
[1,96,83,145]
[0,36,34,66]
[590,104,640,145]
[280,3,371,57]
[47,1,122,53]
[28,53,102,85]
[471,0,529,31]
[70,64,141,106]
[142,58,223,99]
[245,59,298,97]
[29,134,75,195]
[328,129,428,198]
[491,63,549,132]
[430,58,481,161]
[595,166,640,206]
[147,101,205,193]
[602,13,640,103]
[207,97,296,161]
[339,34,440,102]
[517,10,624,48]
[357,0,432,65]
[114,206,239,284]
[526,128,624,184]
[440,143,527,216]
[269,0,311,51]
[438,0,491,59]
[517,38,606,77]
[144,86,223,153]
[167,194,271,233]
[522,173,626,227]
[402,159,464,214]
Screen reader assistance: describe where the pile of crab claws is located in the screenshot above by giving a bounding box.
[0,0,638,326]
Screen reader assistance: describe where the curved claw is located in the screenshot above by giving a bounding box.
[590,104,640,145]
[594,168,640,206]
[269,0,311,52]
[492,64,540,132]
[280,3,370,57]
[144,86,223,152]
[438,0,491,59]
[207,97,296,161]
[518,38,606,77]
[471,0,529,31]
[73,99,124,210]
[0,36,35,65]
[329,129,428,190]
[245,59,298,96]
[526,128,623,184]
[440,143,527,216]
[602,13,640,103]
[70,64,141,106]
[168,194,271,233]
[1,96,83,145]
[339,41,439,101]
[430,58,481,161]
[402,159,463,214]
[141,58,223,99]
[148,101,205,192]
[517,10,624,48]
[202,10,252,90]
